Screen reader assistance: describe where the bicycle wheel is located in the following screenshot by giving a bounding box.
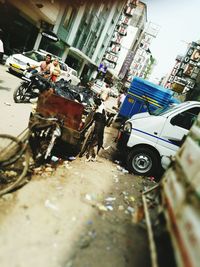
[0,148,30,196]
[79,123,95,157]
[0,134,23,166]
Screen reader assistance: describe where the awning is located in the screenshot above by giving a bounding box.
[41,30,59,42]
[69,47,97,67]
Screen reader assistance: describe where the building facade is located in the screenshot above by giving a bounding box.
[1,0,153,84]
[0,0,62,55]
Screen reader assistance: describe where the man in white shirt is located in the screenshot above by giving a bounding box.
[100,83,110,101]
[0,29,4,64]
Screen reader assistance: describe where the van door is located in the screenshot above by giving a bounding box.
[157,107,200,153]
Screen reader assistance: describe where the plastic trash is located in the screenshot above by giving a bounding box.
[105,197,116,202]
[116,165,123,171]
[118,205,124,211]
[51,156,59,162]
[106,205,113,211]
[96,203,107,211]
[122,168,129,174]
[45,199,59,211]
[127,206,135,213]
[85,194,93,201]
[4,102,11,106]
[68,156,76,161]
[129,196,135,202]
[116,165,129,174]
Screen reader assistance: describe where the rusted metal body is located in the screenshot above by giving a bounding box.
[30,91,94,147]
[143,115,200,267]
[161,122,200,267]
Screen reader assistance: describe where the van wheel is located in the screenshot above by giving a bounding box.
[127,147,159,176]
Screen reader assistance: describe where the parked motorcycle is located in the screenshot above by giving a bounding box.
[13,69,52,103]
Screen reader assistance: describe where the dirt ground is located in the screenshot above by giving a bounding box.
[0,124,153,267]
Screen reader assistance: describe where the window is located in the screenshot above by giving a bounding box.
[63,7,75,30]
[170,107,200,130]
[71,70,77,76]
[24,51,44,62]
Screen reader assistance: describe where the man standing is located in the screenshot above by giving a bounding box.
[117,89,127,108]
[100,83,110,101]
[0,29,4,64]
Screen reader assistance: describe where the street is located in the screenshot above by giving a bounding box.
[0,65,32,135]
[0,65,151,267]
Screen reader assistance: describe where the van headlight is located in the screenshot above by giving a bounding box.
[123,122,132,133]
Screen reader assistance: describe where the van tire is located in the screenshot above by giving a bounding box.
[127,147,159,176]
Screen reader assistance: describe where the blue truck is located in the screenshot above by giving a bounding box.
[118,77,180,120]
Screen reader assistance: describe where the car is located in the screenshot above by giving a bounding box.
[90,80,107,95]
[5,50,47,75]
[58,62,81,86]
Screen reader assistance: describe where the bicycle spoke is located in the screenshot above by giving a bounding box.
[0,134,22,164]
[0,149,30,196]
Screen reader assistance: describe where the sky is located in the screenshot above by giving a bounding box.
[142,0,200,80]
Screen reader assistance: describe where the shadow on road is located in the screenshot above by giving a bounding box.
[0,86,11,91]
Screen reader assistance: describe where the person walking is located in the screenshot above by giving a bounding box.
[117,89,127,108]
[0,29,4,64]
[100,83,110,101]
[85,98,107,162]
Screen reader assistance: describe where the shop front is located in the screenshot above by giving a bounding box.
[65,47,97,84]
[0,2,38,55]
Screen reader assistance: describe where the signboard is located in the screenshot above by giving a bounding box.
[118,14,131,25]
[117,25,127,36]
[112,32,123,44]
[125,5,135,16]
[41,30,59,42]
[105,53,118,63]
[107,43,121,54]
[98,62,108,73]
[118,50,135,79]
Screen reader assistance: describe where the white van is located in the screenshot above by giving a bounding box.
[117,101,200,176]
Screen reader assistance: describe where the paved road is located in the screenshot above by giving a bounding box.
[0,65,33,135]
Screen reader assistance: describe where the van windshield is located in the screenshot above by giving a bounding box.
[24,51,44,62]
[151,102,185,116]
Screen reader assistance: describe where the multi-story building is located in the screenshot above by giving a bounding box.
[52,1,126,81]
[0,0,62,54]
[165,41,200,96]
[1,0,146,83]
[122,21,159,87]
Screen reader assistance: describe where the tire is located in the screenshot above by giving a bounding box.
[13,83,30,103]
[127,146,160,176]
[79,123,95,157]
[0,148,30,196]
[0,134,23,167]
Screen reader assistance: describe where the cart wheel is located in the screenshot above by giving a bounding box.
[0,148,30,196]
[0,134,23,167]
[79,123,95,157]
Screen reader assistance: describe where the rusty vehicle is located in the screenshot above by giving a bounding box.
[28,89,95,162]
[142,113,200,267]
[0,87,95,196]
